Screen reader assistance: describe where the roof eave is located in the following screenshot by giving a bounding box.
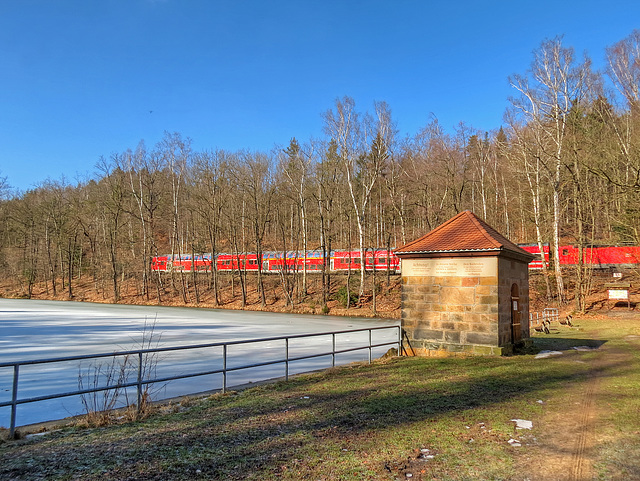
[395,247,536,263]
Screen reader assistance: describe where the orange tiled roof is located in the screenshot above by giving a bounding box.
[394,211,534,259]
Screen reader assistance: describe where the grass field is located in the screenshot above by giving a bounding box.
[1,314,639,480]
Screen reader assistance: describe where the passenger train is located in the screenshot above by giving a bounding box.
[150,244,640,273]
[151,249,401,274]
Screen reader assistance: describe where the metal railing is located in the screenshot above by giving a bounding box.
[0,325,401,439]
[529,308,559,325]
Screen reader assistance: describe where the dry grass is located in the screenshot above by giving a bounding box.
[2,315,639,480]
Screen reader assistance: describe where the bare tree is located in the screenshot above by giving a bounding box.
[0,172,8,200]
[508,37,595,303]
[160,132,191,303]
[323,97,392,300]
[280,138,313,297]
[232,152,275,308]
[96,159,128,302]
[123,142,166,301]
[504,120,553,300]
[607,29,640,109]
[190,150,230,305]
[312,139,341,307]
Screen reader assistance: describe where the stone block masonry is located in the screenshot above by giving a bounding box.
[401,270,506,356]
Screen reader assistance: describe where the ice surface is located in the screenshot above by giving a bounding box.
[0,299,399,427]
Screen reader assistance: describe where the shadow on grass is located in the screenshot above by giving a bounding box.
[527,335,607,353]
[4,345,633,480]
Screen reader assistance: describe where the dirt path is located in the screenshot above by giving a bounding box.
[569,365,599,481]
[520,336,628,481]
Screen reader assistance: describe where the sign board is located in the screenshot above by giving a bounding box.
[608,289,629,300]
[613,272,623,278]
[401,257,497,277]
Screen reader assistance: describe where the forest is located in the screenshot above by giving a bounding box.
[0,32,638,314]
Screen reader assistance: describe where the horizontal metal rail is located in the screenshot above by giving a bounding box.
[529,308,559,325]
[1,325,401,439]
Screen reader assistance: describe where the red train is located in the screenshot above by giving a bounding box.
[151,249,401,274]
[150,244,640,274]
[519,244,640,270]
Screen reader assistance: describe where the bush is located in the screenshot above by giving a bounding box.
[77,316,163,425]
[336,286,358,308]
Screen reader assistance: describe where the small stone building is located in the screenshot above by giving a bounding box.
[395,211,535,356]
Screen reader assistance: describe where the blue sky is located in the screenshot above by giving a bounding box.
[1,0,639,192]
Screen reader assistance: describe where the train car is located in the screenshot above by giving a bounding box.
[518,244,550,270]
[216,253,260,272]
[331,249,400,272]
[558,245,640,268]
[163,254,213,272]
[150,255,170,271]
[192,254,214,271]
[168,254,190,272]
[592,245,640,267]
[151,249,401,274]
[263,251,325,272]
[518,244,640,270]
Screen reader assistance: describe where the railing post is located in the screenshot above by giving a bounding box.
[285,338,289,381]
[368,329,372,364]
[398,326,403,356]
[137,352,143,414]
[222,345,227,394]
[332,333,336,367]
[9,364,19,439]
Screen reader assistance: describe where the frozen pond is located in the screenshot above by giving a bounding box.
[0,299,399,428]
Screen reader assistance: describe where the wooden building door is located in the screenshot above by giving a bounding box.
[511,283,521,344]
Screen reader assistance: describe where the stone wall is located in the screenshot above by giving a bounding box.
[497,257,531,345]
[400,254,532,357]
[401,267,505,356]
